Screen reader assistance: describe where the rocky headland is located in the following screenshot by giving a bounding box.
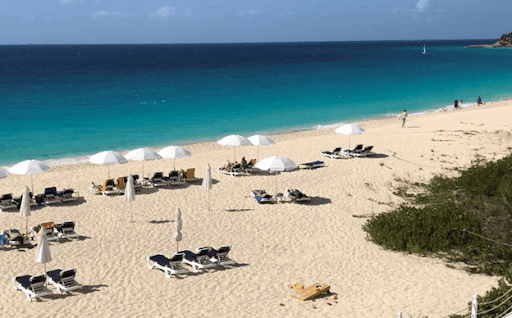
[467,32,512,48]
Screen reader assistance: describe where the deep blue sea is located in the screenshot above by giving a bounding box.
[0,40,510,166]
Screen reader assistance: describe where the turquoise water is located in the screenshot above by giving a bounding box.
[0,40,510,166]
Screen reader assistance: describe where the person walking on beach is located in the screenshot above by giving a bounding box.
[399,109,408,128]
[478,96,482,105]
[454,99,459,110]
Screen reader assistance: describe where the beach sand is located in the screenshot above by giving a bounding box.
[2,100,512,317]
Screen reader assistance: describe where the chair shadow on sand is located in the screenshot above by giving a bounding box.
[149,220,171,224]
[279,196,331,206]
[224,208,254,213]
[59,197,87,207]
[365,153,389,159]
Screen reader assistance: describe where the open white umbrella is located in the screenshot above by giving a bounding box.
[20,187,31,234]
[174,208,182,252]
[125,174,135,223]
[36,226,52,275]
[89,150,127,179]
[218,135,252,162]
[0,167,8,179]
[202,164,212,211]
[8,160,51,193]
[248,135,275,161]
[255,155,296,193]
[335,124,365,149]
[125,148,161,179]
[158,146,191,171]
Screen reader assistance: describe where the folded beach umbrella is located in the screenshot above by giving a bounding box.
[8,159,51,193]
[174,208,183,252]
[158,146,192,171]
[20,187,31,235]
[125,174,135,223]
[248,135,275,161]
[89,150,127,179]
[218,135,252,162]
[335,124,365,149]
[125,148,162,179]
[0,167,8,179]
[36,226,52,275]
[255,155,296,194]
[202,164,212,211]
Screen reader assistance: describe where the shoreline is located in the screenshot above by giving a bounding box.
[2,94,510,168]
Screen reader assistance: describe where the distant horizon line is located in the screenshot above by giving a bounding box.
[0,38,496,46]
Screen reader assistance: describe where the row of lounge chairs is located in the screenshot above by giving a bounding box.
[218,159,257,177]
[13,268,82,301]
[0,187,78,211]
[321,145,375,159]
[30,221,78,241]
[147,246,236,278]
[251,189,311,204]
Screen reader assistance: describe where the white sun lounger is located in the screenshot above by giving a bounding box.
[46,268,82,293]
[285,189,311,203]
[349,145,375,158]
[320,147,349,159]
[0,193,18,211]
[298,161,325,169]
[146,253,190,278]
[218,167,250,177]
[251,189,277,204]
[54,221,78,239]
[12,274,53,301]
[207,245,237,266]
[30,222,60,242]
[177,247,217,272]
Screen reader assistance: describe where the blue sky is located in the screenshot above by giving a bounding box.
[1,0,509,44]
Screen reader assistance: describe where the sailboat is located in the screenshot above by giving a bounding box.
[422,44,428,54]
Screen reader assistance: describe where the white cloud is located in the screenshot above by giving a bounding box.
[413,0,430,13]
[183,8,193,18]
[92,10,134,19]
[149,6,176,19]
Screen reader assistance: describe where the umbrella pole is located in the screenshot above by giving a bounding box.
[208,189,210,211]
[174,157,176,171]
[142,161,145,179]
[44,263,47,276]
[108,165,111,179]
[130,201,133,223]
[31,175,34,193]
[26,217,28,235]
[258,145,260,161]
[275,170,278,195]
[234,147,236,162]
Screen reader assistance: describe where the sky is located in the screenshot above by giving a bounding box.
[0,0,510,44]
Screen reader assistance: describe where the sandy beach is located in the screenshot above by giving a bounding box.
[2,100,512,317]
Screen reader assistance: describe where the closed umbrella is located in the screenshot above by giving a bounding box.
[335,124,365,149]
[125,148,161,179]
[35,227,52,275]
[0,167,8,179]
[174,208,182,252]
[125,174,135,223]
[8,160,51,193]
[89,150,127,179]
[202,164,212,211]
[20,187,31,234]
[218,135,252,162]
[255,155,296,194]
[248,135,275,161]
[158,146,191,171]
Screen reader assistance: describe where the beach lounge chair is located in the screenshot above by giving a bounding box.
[147,172,168,187]
[350,145,375,158]
[0,193,18,211]
[101,179,120,196]
[43,187,62,205]
[12,191,38,208]
[12,274,53,301]
[183,168,200,182]
[251,189,276,204]
[165,170,186,185]
[285,189,311,203]
[131,174,144,191]
[207,246,237,266]
[2,229,30,246]
[320,147,349,159]
[57,189,78,202]
[54,221,78,239]
[114,177,126,194]
[46,268,82,294]
[30,222,60,242]
[343,144,364,154]
[298,161,325,169]
[177,247,217,272]
[146,253,190,278]
[219,163,250,177]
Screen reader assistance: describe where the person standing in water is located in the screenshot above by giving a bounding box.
[478,96,482,105]
[399,109,408,128]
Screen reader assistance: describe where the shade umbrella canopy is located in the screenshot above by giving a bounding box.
[9,160,51,192]
[202,164,212,211]
[125,174,135,222]
[20,187,31,234]
[158,146,192,170]
[255,156,297,194]
[89,150,127,179]
[174,208,183,252]
[125,148,161,178]
[36,227,52,274]
[218,135,252,162]
[335,124,365,148]
[0,167,8,179]
[248,135,275,161]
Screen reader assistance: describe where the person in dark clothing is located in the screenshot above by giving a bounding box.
[454,99,459,110]
[477,96,482,105]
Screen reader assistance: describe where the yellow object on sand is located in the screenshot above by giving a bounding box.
[288,283,330,301]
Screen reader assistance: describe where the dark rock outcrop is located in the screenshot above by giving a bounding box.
[467,32,512,48]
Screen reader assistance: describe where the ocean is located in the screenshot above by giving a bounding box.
[0,39,510,166]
